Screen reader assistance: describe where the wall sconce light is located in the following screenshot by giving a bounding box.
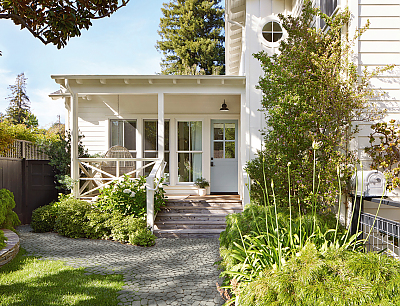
[220,100,229,111]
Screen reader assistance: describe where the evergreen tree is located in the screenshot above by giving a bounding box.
[156,0,225,75]
[5,73,36,127]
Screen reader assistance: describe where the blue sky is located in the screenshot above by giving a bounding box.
[0,0,165,128]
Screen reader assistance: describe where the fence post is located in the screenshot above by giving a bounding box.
[350,196,363,237]
[146,175,154,232]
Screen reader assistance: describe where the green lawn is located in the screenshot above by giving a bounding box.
[0,248,124,306]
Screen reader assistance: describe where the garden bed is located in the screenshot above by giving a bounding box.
[0,229,19,266]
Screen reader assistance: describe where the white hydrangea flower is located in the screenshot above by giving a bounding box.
[130,191,136,197]
[123,189,131,194]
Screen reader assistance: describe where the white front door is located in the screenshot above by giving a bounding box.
[210,120,238,194]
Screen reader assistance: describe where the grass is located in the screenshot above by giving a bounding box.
[0,248,124,306]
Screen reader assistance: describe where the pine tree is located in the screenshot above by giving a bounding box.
[156,0,225,75]
[5,73,33,126]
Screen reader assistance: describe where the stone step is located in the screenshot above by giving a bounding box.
[156,213,228,222]
[154,228,224,238]
[155,220,227,230]
[160,206,242,214]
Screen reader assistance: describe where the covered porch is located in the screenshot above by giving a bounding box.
[51,75,248,229]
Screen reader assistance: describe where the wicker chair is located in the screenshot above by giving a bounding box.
[100,145,136,179]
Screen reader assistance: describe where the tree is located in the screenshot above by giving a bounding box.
[0,0,130,49]
[246,1,391,212]
[5,73,34,127]
[156,0,225,75]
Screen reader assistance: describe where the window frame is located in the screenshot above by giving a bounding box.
[176,120,203,184]
[109,119,137,157]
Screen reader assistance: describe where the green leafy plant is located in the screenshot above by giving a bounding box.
[107,213,146,243]
[0,230,6,250]
[238,243,400,306]
[96,175,166,217]
[194,177,210,189]
[365,119,400,190]
[37,130,89,191]
[54,198,93,238]
[0,189,21,231]
[246,0,392,212]
[30,204,58,233]
[129,227,156,247]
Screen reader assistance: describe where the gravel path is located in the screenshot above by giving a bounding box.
[17,225,224,306]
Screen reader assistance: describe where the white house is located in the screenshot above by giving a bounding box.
[50,0,400,232]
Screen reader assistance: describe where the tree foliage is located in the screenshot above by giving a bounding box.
[246,1,389,212]
[156,0,225,75]
[0,0,130,49]
[5,73,39,128]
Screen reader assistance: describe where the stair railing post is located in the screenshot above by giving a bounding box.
[146,175,155,232]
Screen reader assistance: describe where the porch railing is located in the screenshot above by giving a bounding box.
[360,212,400,259]
[77,157,166,232]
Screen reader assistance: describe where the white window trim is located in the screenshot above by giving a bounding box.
[258,16,287,49]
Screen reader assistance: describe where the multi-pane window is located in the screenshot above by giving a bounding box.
[110,119,137,157]
[143,120,170,180]
[320,0,338,28]
[213,123,236,159]
[177,121,202,183]
[262,21,283,43]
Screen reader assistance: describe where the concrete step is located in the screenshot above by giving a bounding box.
[154,228,224,238]
[155,220,227,230]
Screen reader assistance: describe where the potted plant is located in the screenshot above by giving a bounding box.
[194,177,210,196]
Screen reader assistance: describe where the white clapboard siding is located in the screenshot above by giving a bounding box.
[359,53,400,66]
[359,17,400,29]
[359,29,400,41]
[359,41,400,53]
[359,5,400,17]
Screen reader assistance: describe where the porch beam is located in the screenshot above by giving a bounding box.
[158,92,165,159]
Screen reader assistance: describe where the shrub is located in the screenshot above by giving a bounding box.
[31,204,58,233]
[238,243,400,306]
[96,175,166,217]
[108,213,146,243]
[85,208,113,239]
[129,228,156,247]
[0,230,6,250]
[54,199,93,238]
[0,189,21,230]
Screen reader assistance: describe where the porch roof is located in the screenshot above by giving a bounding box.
[51,74,246,87]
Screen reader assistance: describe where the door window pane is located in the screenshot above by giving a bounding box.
[214,142,223,158]
[225,142,235,158]
[214,123,224,140]
[225,123,235,140]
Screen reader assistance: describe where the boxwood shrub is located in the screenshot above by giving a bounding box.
[31,204,58,233]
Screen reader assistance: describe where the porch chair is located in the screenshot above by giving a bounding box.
[100,145,136,180]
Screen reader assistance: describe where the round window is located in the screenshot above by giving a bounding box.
[262,21,283,43]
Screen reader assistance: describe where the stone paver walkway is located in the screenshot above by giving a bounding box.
[17,225,224,306]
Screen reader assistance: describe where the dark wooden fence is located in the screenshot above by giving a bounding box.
[0,141,58,224]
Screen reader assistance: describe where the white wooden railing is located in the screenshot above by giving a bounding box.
[77,157,166,232]
[0,140,48,160]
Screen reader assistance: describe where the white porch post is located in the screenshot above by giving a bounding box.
[70,92,79,198]
[158,92,165,159]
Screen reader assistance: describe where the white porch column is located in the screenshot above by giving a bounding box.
[70,92,79,198]
[158,92,165,159]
